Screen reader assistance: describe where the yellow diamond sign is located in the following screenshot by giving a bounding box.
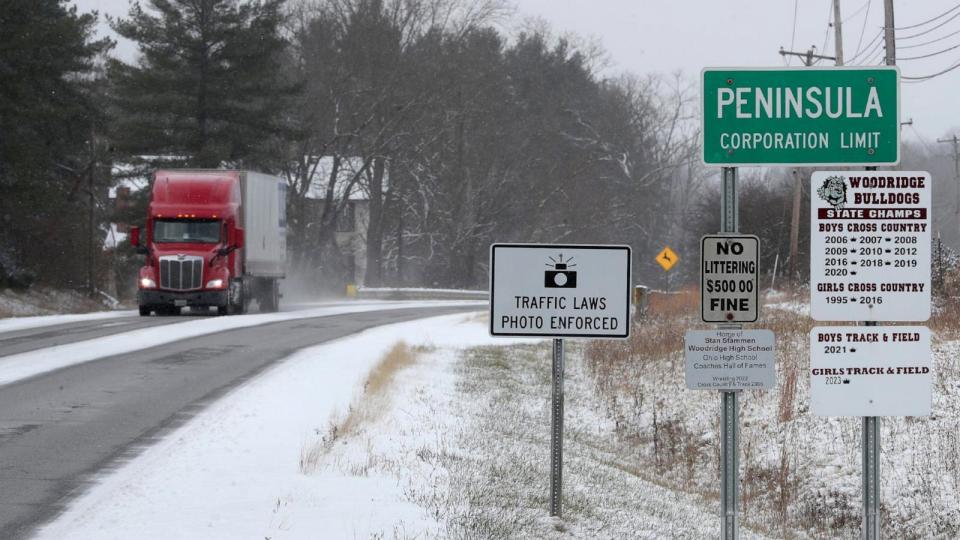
[656,247,679,271]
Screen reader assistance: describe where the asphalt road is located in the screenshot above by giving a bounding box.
[0,304,478,538]
[0,315,183,357]
[0,301,363,358]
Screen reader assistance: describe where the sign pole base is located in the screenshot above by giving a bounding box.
[862,415,880,539]
[862,318,880,539]
[549,338,564,517]
[721,390,739,539]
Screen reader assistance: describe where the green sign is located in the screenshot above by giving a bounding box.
[701,67,900,166]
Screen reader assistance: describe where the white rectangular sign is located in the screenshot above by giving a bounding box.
[810,326,931,416]
[701,235,759,323]
[810,171,931,321]
[685,329,775,390]
[489,244,631,338]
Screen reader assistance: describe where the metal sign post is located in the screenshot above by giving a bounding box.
[863,257,879,540]
[863,414,880,539]
[863,161,879,540]
[488,243,631,519]
[721,388,739,539]
[720,166,740,539]
[550,338,564,517]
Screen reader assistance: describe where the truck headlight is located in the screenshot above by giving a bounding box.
[206,279,225,289]
[139,278,157,289]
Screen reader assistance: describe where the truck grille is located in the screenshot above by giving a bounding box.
[159,256,203,291]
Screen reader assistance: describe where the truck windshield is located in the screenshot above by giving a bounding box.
[153,219,221,244]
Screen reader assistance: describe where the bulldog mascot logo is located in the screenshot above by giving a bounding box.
[817,175,848,210]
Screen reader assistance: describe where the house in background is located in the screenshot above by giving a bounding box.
[301,157,374,288]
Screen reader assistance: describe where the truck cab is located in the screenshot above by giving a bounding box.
[131,170,285,316]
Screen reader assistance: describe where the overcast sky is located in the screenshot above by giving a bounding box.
[73,0,960,146]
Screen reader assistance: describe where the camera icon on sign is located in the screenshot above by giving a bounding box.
[545,255,577,288]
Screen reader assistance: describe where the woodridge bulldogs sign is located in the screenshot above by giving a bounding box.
[810,171,931,322]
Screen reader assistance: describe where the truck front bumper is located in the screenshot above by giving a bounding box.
[138,289,228,308]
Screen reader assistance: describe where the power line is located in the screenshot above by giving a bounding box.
[902,55,960,80]
[894,2,960,30]
[852,0,873,57]
[851,29,884,61]
[908,123,936,155]
[897,26,960,49]
[843,0,870,23]
[788,0,799,65]
[821,0,833,56]
[898,40,960,61]
[897,10,960,40]
[861,37,885,64]
[850,32,884,63]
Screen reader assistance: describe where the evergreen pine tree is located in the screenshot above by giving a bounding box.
[109,0,290,168]
[0,0,111,285]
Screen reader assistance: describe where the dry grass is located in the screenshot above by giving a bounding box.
[930,297,960,340]
[583,299,827,536]
[644,286,700,319]
[300,341,420,474]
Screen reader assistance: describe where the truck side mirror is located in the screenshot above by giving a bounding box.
[234,228,245,249]
[130,226,140,248]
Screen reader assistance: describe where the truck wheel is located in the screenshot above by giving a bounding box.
[259,282,278,312]
[139,306,151,317]
[219,280,244,316]
[271,282,280,312]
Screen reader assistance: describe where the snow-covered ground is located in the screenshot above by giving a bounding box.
[0,287,111,318]
[35,313,511,539]
[31,296,955,538]
[0,301,484,387]
[585,300,960,538]
[36,312,770,539]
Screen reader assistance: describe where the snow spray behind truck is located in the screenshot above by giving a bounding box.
[131,170,287,316]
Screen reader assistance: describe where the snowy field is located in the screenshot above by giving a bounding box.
[36,311,775,539]
[588,295,960,539]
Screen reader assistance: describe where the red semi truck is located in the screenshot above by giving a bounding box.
[130,170,287,316]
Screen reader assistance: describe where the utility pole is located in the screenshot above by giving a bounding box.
[778,36,839,282]
[884,0,896,66]
[861,5,894,540]
[778,47,835,67]
[789,169,801,281]
[936,135,960,182]
[936,134,960,239]
[833,0,844,65]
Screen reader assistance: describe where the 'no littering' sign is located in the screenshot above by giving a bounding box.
[810,171,931,321]
[700,235,759,323]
